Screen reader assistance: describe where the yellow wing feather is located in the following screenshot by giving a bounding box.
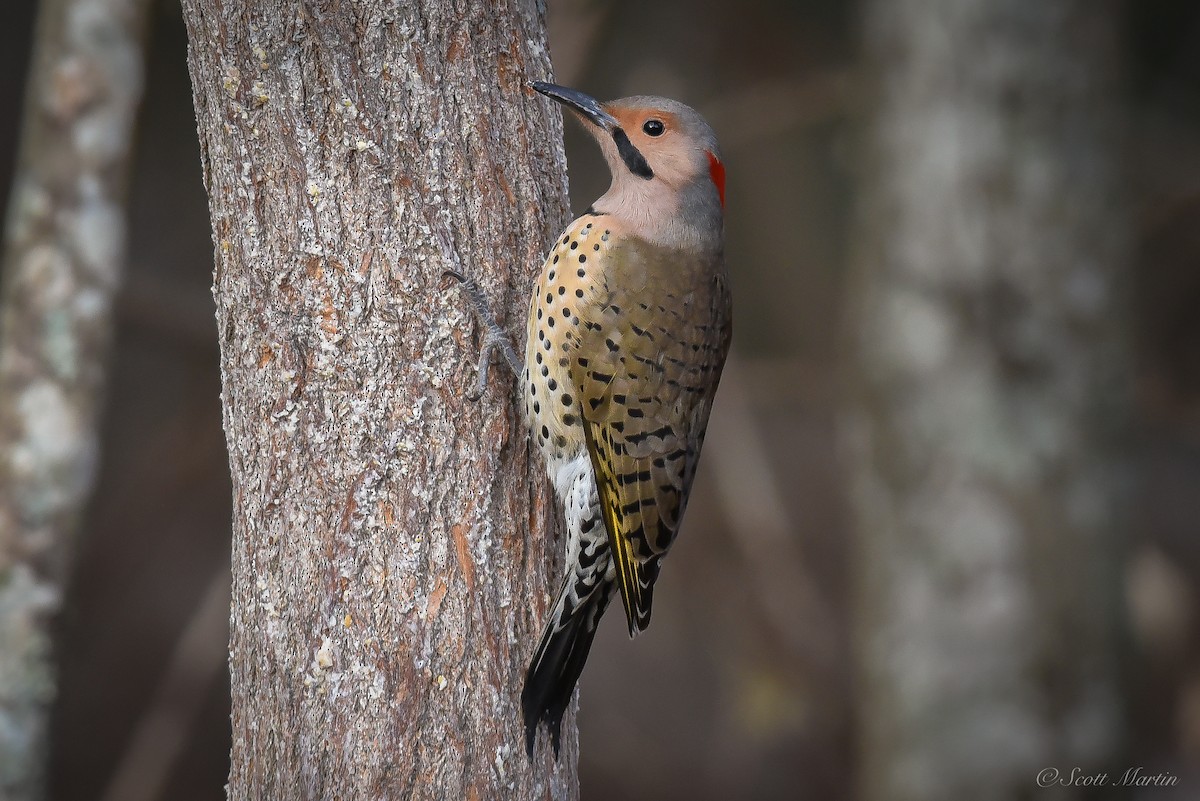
[571,230,731,636]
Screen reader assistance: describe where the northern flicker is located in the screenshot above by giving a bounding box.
[448,81,731,758]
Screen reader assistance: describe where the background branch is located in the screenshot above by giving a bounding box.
[0,0,151,796]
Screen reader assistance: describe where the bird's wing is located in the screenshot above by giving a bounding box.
[570,236,732,636]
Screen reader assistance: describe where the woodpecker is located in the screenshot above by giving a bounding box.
[448,81,731,758]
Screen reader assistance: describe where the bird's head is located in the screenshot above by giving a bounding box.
[532,81,725,253]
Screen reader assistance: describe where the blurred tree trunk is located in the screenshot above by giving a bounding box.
[0,0,150,796]
[180,1,576,799]
[845,2,1129,800]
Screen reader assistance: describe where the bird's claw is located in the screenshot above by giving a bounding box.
[444,269,521,400]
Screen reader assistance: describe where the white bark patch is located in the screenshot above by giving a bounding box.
[12,381,91,500]
[880,288,953,373]
[69,183,125,287]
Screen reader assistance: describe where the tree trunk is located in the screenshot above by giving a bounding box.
[845,2,1129,800]
[0,0,150,796]
[180,1,576,798]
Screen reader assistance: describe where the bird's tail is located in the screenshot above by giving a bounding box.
[521,577,613,759]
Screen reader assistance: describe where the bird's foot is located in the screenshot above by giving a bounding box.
[443,270,521,401]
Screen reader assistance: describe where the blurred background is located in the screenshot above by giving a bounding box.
[0,0,1198,799]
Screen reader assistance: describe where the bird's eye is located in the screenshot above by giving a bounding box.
[642,119,665,137]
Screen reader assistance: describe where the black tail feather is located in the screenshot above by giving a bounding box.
[521,585,611,759]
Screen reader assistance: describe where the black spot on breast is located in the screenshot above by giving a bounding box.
[561,393,573,405]
[547,317,555,328]
[548,378,558,390]
[558,286,566,295]
[562,413,576,426]
[546,293,553,304]
[579,255,587,264]
[570,241,578,250]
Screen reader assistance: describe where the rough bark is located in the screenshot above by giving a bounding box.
[179,1,575,798]
[845,2,1129,800]
[0,0,150,796]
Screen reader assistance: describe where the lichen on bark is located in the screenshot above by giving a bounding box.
[180,1,578,798]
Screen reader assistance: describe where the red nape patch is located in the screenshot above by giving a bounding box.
[707,151,726,209]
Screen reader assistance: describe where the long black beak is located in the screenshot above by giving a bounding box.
[531,81,618,132]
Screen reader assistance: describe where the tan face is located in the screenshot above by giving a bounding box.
[604,106,698,190]
[530,82,725,249]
